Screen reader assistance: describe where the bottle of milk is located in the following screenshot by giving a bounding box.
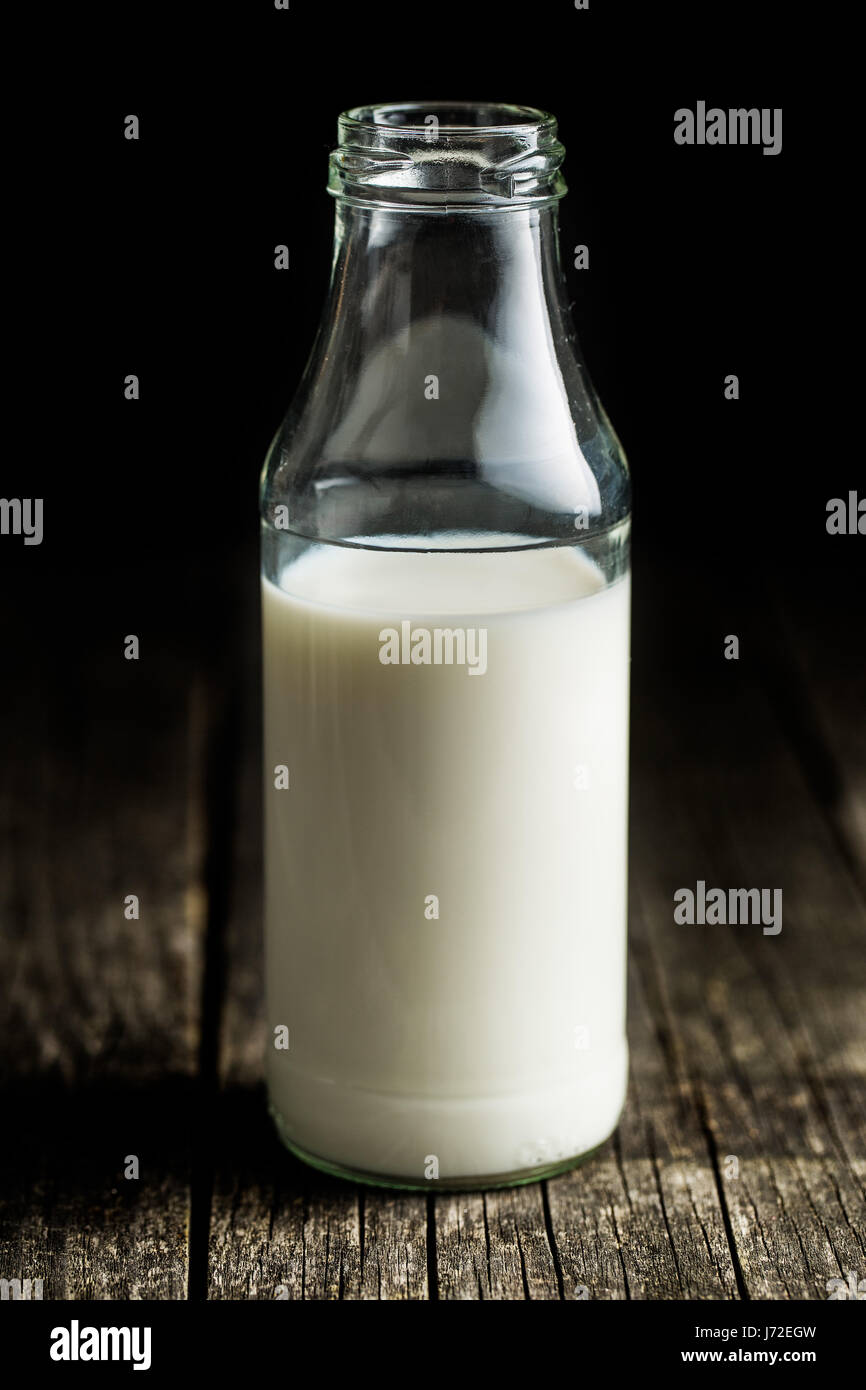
[260,103,631,1190]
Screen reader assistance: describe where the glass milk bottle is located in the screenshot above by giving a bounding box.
[261,102,631,1190]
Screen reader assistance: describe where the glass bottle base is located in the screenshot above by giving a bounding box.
[269,1104,611,1193]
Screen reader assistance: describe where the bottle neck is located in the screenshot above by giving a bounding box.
[327,199,572,360]
[301,201,603,510]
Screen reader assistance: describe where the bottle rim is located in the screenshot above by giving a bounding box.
[329,100,567,210]
[341,100,557,136]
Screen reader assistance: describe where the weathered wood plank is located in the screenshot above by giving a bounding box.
[430,1186,561,1300]
[434,1187,561,1300]
[482,1186,561,1299]
[0,590,207,1299]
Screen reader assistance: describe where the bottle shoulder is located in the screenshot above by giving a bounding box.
[261,334,630,541]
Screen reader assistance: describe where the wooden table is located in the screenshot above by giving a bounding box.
[2,545,863,1300]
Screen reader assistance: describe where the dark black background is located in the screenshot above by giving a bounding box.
[7,0,849,630]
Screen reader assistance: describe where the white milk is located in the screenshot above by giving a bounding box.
[262,539,630,1182]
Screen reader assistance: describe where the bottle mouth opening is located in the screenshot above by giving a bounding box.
[341,101,556,136]
[330,100,567,210]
